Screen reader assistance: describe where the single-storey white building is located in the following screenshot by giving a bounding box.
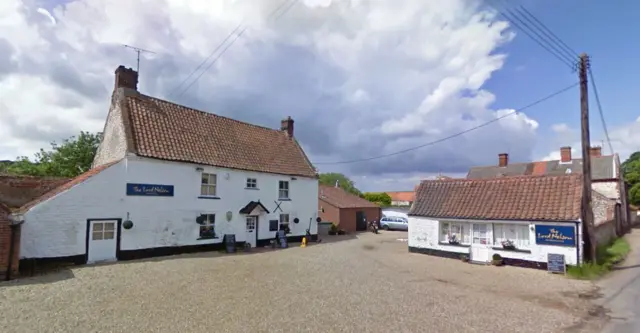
[12,65,319,266]
[408,174,616,269]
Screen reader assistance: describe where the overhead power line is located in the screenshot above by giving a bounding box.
[314,82,579,165]
[588,69,614,154]
[168,0,297,99]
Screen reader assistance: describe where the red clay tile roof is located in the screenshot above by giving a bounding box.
[121,92,317,178]
[0,176,70,208]
[18,160,120,213]
[319,185,380,209]
[409,174,583,221]
[386,191,415,202]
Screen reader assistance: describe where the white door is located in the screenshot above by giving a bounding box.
[245,216,257,248]
[471,224,491,263]
[87,220,118,264]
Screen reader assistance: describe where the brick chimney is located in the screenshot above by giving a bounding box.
[115,65,138,91]
[590,146,602,158]
[560,146,572,163]
[498,153,508,167]
[280,116,294,138]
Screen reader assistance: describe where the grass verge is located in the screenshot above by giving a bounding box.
[567,237,631,280]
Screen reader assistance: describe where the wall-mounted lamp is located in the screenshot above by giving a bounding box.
[224,173,230,180]
[195,167,204,172]
[123,212,134,230]
[291,177,297,181]
[529,225,535,231]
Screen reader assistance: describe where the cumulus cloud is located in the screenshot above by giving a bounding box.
[0,0,544,191]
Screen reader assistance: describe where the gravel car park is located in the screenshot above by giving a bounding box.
[0,231,605,333]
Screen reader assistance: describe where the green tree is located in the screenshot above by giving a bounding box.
[622,151,640,206]
[363,192,392,206]
[7,131,102,178]
[318,172,362,197]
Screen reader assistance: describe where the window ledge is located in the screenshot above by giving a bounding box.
[491,247,532,254]
[278,198,291,201]
[438,242,470,248]
[198,196,221,200]
[245,188,259,190]
[197,236,219,240]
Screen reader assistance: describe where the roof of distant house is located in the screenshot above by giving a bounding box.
[17,161,120,213]
[467,155,616,180]
[409,174,583,221]
[385,191,415,202]
[109,66,317,178]
[319,185,380,209]
[0,175,70,209]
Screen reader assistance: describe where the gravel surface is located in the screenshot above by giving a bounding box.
[0,232,606,333]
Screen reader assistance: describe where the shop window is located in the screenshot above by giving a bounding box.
[440,222,470,244]
[493,224,530,248]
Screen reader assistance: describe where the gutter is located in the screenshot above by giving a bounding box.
[5,213,25,281]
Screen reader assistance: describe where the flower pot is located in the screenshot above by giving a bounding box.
[492,259,504,266]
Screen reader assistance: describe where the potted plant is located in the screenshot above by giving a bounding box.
[328,223,338,235]
[460,255,469,263]
[448,234,460,245]
[492,253,504,266]
[501,239,516,251]
[337,229,346,235]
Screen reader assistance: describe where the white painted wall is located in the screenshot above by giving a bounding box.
[93,90,128,168]
[21,156,318,259]
[21,160,126,258]
[408,217,583,265]
[120,156,319,251]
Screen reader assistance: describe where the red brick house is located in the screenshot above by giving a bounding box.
[0,175,69,280]
[318,185,381,232]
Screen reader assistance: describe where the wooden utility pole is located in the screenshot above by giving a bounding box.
[579,53,597,263]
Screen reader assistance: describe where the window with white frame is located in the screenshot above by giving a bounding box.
[278,181,289,199]
[200,173,217,196]
[279,213,290,232]
[198,214,216,239]
[472,224,491,245]
[493,223,530,249]
[440,222,471,244]
[246,178,257,189]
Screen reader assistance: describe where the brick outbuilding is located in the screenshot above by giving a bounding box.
[318,185,381,233]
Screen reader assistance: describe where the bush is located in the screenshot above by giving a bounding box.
[567,238,631,279]
[492,253,502,261]
[329,223,339,233]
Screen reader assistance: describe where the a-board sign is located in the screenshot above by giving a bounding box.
[547,253,566,274]
[277,230,288,248]
[224,234,236,253]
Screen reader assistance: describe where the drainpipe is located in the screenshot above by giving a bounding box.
[6,214,25,281]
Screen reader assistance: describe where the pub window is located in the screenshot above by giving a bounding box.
[199,214,217,239]
[279,213,290,232]
[278,181,289,199]
[246,178,257,189]
[201,173,217,196]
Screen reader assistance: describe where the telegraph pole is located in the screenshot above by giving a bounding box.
[579,53,597,263]
[123,44,156,73]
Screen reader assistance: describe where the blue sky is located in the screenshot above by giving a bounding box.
[1,0,639,192]
[484,0,639,161]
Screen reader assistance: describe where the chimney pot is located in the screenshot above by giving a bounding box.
[280,116,294,138]
[498,153,508,167]
[115,65,139,91]
[589,146,602,158]
[560,146,572,163]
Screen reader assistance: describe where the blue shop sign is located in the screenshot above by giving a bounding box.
[534,225,575,247]
[126,183,174,196]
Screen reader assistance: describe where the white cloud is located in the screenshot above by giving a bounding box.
[0,0,546,190]
[551,123,570,134]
